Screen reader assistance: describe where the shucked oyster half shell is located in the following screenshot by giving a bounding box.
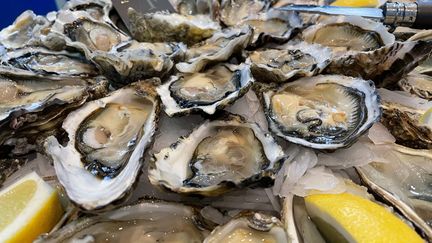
[128,9,221,46]
[356,144,432,239]
[37,201,207,242]
[204,212,288,243]
[45,80,160,210]
[248,42,332,83]
[158,64,254,116]
[261,75,381,149]
[148,113,285,196]
[399,72,432,100]
[379,88,432,149]
[0,47,98,78]
[176,26,253,73]
[91,40,186,87]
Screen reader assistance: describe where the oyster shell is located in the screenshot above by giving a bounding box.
[62,0,112,23]
[356,144,432,239]
[50,10,130,56]
[45,80,160,210]
[170,0,221,17]
[399,72,432,100]
[220,1,302,47]
[204,212,288,242]
[0,10,50,49]
[0,47,98,78]
[261,75,381,149]
[176,26,253,73]
[158,64,254,116]
[248,43,332,83]
[303,16,394,55]
[379,88,432,149]
[37,201,207,242]
[148,113,285,196]
[128,9,221,45]
[91,40,186,86]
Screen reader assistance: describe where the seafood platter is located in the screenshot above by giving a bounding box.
[0,0,432,242]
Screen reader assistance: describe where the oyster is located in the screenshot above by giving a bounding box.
[379,88,432,149]
[399,72,432,100]
[356,144,432,239]
[176,26,253,73]
[148,113,285,196]
[128,9,221,45]
[37,201,207,242]
[261,75,381,149]
[204,212,288,242]
[170,0,221,17]
[62,0,112,23]
[50,10,130,56]
[220,1,302,46]
[45,80,160,210]
[90,40,186,86]
[0,47,98,78]
[0,11,50,49]
[302,16,394,54]
[248,43,332,83]
[158,64,254,116]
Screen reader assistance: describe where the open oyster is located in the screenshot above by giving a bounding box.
[379,88,432,149]
[62,0,112,23]
[303,16,394,55]
[170,0,221,17]
[261,75,381,149]
[45,80,160,210]
[91,40,186,86]
[248,43,332,83]
[128,9,220,45]
[176,26,253,73]
[0,10,50,49]
[149,113,285,196]
[50,10,129,56]
[158,64,254,116]
[399,72,432,100]
[204,212,288,242]
[220,0,302,46]
[356,144,432,239]
[0,47,98,78]
[37,201,207,242]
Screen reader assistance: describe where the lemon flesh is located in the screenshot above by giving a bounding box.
[0,172,64,243]
[331,0,379,7]
[305,193,424,243]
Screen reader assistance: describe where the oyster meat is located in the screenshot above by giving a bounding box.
[204,212,288,242]
[356,144,432,239]
[176,26,253,73]
[248,43,332,83]
[45,80,160,210]
[1,47,98,78]
[158,64,254,116]
[170,0,221,17]
[149,113,285,196]
[37,201,207,242]
[91,40,186,86]
[379,88,432,149]
[261,75,381,149]
[62,0,113,23]
[128,8,221,45]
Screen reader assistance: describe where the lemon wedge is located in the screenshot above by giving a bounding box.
[305,193,423,243]
[0,172,64,243]
[331,0,380,7]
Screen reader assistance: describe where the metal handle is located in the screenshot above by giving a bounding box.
[412,0,432,29]
[383,2,417,27]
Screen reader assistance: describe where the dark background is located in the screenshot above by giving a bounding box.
[1,0,61,29]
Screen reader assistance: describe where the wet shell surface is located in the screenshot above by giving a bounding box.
[262,75,381,149]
